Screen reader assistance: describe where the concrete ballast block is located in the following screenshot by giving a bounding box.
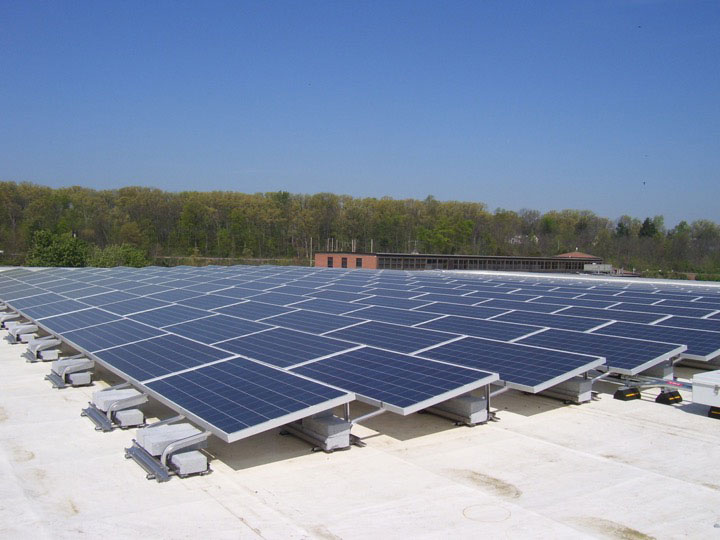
[92,388,143,411]
[171,451,207,476]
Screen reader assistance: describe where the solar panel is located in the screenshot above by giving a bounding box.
[288,298,360,315]
[419,337,604,392]
[557,306,663,324]
[493,310,608,332]
[346,305,442,326]
[180,282,233,294]
[214,301,297,321]
[146,359,353,442]
[654,316,720,332]
[246,292,307,306]
[128,304,210,327]
[21,299,90,319]
[517,329,686,374]
[122,284,175,295]
[217,327,357,368]
[481,299,564,313]
[528,297,620,309]
[408,293,481,305]
[63,286,113,299]
[416,302,509,319]
[263,310,365,334]
[37,308,121,333]
[291,347,498,414]
[164,314,272,344]
[354,295,435,310]
[62,319,166,352]
[591,322,720,361]
[418,316,541,342]
[102,297,171,316]
[365,288,425,299]
[8,292,66,308]
[309,290,372,303]
[610,302,716,319]
[326,320,458,354]
[79,291,139,306]
[94,334,233,382]
[175,294,243,310]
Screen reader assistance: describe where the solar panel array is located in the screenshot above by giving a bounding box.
[2,263,718,441]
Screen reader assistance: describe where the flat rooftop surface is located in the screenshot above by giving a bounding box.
[2,337,720,539]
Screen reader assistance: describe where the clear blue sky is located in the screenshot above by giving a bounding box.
[1,1,718,226]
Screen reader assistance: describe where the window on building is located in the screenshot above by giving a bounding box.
[327,257,333,268]
[341,257,348,268]
[356,258,363,268]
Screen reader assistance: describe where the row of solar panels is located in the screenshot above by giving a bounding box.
[1,264,717,442]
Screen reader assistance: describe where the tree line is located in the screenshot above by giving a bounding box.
[1,181,718,276]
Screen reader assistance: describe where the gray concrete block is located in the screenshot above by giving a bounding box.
[171,451,207,476]
[67,372,92,386]
[302,415,351,437]
[136,423,202,456]
[92,388,142,411]
[115,408,144,427]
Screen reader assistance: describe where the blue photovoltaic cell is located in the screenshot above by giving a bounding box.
[217,327,355,367]
[122,284,175,295]
[364,288,421,299]
[264,309,365,334]
[347,305,442,326]
[146,289,202,302]
[38,308,121,333]
[102,297,172,316]
[420,337,603,392]
[176,294,243,310]
[229,281,275,291]
[165,314,272,344]
[655,316,720,332]
[95,334,233,381]
[309,289,372,302]
[418,315,541,342]
[292,347,495,413]
[493,310,608,332]
[268,285,319,296]
[180,282,233,294]
[79,291,139,306]
[407,293,482,305]
[146,358,351,439]
[557,306,663,324]
[483,299,568,313]
[528,297,619,309]
[410,286,470,296]
[129,304,210,327]
[289,298,359,315]
[21,299,90,319]
[518,328,685,374]
[9,292,66,308]
[319,284,372,294]
[63,286,113,299]
[245,292,307,306]
[659,299,720,309]
[465,291,539,302]
[215,301,297,321]
[42,281,90,293]
[610,302,716,319]
[416,302,509,319]
[213,286,271,299]
[592,322,720,359]
[327,320,457,353]
[62,319,165,352]
[156,279,202,288]
[354,295,435,310]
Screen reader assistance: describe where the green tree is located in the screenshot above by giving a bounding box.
[25,230,88,267]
